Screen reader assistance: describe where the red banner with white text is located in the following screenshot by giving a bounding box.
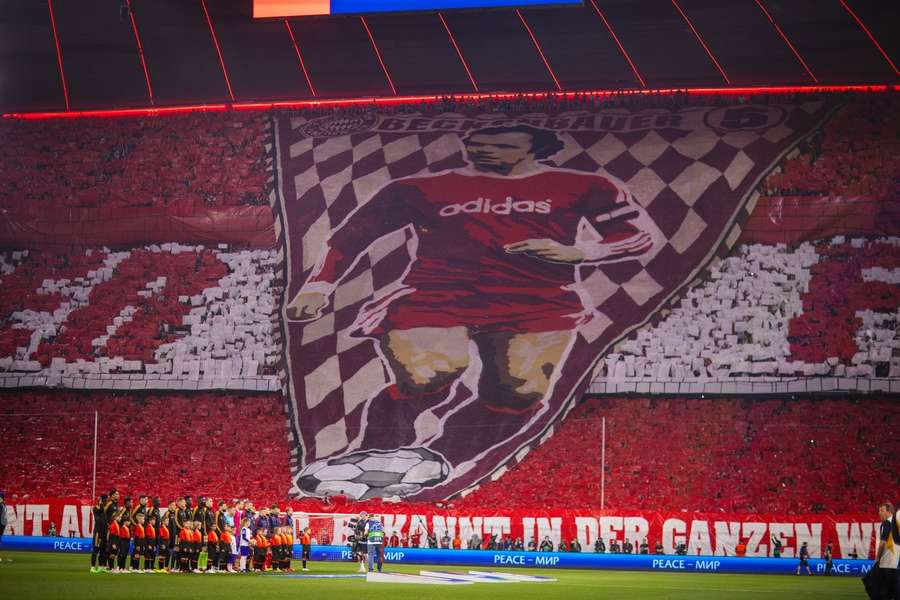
[4,499,880,560]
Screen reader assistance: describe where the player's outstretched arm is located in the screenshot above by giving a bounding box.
[504,239,585,263]
[577,230,655,262]
[573,180,659,264]
[505,229,654,265]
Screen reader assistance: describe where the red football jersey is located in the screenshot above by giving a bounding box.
[310,170,645,290]
[306,170,651,333]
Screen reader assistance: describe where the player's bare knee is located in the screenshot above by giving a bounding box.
[514,372,552,397]
[383,329,468,384]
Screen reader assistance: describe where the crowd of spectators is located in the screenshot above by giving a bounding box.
[0,88,896,523]
[457,395,900,515]
[2,391,897,516]
[0,113,270,215]
[0,391,291,503]
[1,88,893,219]
[0,245,281,384]
[789,238,899,364]
[596,237,899,387]
[761,93,899,199]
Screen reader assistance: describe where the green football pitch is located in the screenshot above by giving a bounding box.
[0,551,864,599]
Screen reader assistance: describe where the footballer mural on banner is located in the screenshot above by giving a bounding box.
[272,102,834,501]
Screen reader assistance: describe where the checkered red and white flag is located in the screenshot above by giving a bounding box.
[272,102,832,501]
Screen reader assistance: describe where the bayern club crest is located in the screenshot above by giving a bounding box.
[299,113,378,138]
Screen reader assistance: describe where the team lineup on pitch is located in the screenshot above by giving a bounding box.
[0,552,869,599]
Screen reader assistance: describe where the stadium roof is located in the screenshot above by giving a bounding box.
[0,0,897,113]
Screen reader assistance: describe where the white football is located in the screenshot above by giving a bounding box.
[296,447,450,500]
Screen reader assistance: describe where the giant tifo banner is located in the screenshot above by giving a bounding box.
[271,102,838,502]
[2,499,881,560]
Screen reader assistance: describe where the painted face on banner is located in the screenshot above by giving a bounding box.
[464,132,536,174]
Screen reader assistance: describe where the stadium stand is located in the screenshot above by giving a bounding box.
[458,396,900,515]
[0,91,897,522]
[1,90,894,219]
[591,237,900,391]
[2,391,897,517]
[0,245,281,389]
[761,94,900,199]
[0,390,290,503]
[0,113,270,213]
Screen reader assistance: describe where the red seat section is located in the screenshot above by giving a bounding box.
[458,396,900,514]
[0,391,291,504]
[0,113,270,214]
[761,94,900,200]
[0,245,280,388]
[2,391,897,515]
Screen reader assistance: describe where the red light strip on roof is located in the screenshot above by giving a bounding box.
[516,9,563,92]
[670,0,730,85]
[360,16,397,96]
[127,0,154,105]
[838,0,899,76]
[285,20,317,97]
[3,85,892,120]
[753,0,818,84]
[46,0,69,111]
[439,12,478,93]
[588,0,645,88]
[200,0,235,102]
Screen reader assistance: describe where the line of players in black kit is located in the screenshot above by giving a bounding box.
[88,490,275,573]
